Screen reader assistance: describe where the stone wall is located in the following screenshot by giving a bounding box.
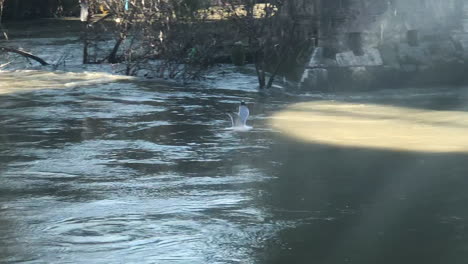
[300,0,468,90]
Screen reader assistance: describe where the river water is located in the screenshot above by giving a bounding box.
[3,22,468,264]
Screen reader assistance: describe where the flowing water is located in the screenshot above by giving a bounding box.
[3,22,468,264]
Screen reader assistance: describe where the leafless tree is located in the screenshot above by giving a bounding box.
[82,0,217,81]
[220,0,300,89]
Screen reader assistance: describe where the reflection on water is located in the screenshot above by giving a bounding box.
[271,101,468,153]
[3,60,468,263]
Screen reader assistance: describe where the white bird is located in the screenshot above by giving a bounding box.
[227,101,252,131]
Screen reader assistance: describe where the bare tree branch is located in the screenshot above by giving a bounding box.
[0,46,49,66]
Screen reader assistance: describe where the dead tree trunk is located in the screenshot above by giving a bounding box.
[0,0,7,40]
[265,22,297,89]
[108,36,124,63]
[82,26,89,64]
[80,0,91,64]
[0,46,49,65]
[0,0,4,23]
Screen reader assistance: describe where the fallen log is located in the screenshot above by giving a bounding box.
[0,46,49,66]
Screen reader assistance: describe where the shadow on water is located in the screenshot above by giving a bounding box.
[257,95,468,263]
[311,85,468,113]
[258,133,468,264]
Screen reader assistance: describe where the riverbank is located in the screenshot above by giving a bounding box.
[4,17,468,92]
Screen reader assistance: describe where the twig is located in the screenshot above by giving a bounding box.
[90,13,113,26]
[0,61,10,69]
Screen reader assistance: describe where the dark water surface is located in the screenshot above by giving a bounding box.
[3,43,468,263]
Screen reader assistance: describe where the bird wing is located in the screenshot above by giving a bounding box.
[227,113,242,127]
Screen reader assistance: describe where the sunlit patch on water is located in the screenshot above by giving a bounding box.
[270,101,468,153]
[0,70,133,94]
